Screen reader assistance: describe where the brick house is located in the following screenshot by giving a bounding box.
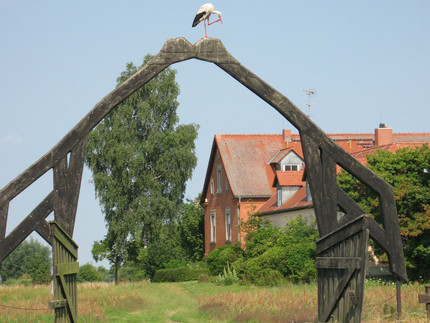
[200,125,430,256]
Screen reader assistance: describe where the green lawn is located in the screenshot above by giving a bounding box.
[0,281,428,322]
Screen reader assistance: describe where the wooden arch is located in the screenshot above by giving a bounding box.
[0,38,407,322]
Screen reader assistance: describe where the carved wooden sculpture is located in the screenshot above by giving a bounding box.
[0,38,407,322]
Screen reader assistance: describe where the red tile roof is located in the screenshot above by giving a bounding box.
[200,129,430,206]
[275,170,305,187]
[259,186,312,214]
[215,134,285,198]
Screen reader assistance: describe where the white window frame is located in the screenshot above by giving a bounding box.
[225,208,231,242]
[210,178,214,195]
[283,164,299,171]
[277,187,282,207]
[210,210,216,243]
[216,166,222,193]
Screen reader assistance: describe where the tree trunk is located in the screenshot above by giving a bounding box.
[114,263,119,285]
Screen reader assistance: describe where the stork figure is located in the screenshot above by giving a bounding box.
[192,3,222,38]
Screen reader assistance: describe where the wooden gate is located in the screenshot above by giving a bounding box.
[49,221,79,322]
[316,215,371,322]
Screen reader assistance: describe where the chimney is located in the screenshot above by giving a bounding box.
[375,124,393,146]
[283,129,291,142]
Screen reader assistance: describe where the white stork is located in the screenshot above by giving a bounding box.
[192,3,222,38]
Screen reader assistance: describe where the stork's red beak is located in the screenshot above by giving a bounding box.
[219,15,223,24]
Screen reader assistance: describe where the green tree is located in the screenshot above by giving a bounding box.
[177,197,205,261]
[137,225,187,278]
[0,238,51,284]
[337,145,430,280]
[77,263,104,283]
[85,55,198,284]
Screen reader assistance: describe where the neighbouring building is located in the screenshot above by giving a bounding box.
[200,124,430,256]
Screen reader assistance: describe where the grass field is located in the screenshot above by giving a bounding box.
[0,280,428,322]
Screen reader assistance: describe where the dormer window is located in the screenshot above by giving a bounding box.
[283,164,299,171]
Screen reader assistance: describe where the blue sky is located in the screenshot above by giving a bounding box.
[1,1,429,267]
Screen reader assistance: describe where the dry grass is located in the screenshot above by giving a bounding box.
[0,280,429,322]
[362,281,428,322]
[0,284,52,322]
[197,281,429,322]
[198,284,318,323]
[0,282,146,322]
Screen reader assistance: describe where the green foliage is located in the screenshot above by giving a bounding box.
[241,213,281,258]
[214,263,239,286]
[118,264,146,282]
[4,274,33,286]
[177,198,205,262]
[78,263,104,283]
[0,238,51,285]
[152,267,210,282]
[222,216,317,285]
[244,268,284,287]
[205,216,317,285]
[85,54,199,282]
[337,145,430,280]
[137,233,187,278]
[206,244,243,276]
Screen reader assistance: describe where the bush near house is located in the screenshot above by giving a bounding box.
[206,244,243,276]
[207,215,318,285]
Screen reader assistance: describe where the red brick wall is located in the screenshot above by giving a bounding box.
[203,150,239,256]
[202,149,270,256]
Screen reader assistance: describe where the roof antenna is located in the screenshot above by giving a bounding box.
[303,89,316,118]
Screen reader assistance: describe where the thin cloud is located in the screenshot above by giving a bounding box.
[2,133,22,145]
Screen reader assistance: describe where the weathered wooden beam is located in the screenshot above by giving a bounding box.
[0,191,54,263]
[0,202,9,241]
[317,215,367,254]
[53,138,87,236]
[316,257,362,269]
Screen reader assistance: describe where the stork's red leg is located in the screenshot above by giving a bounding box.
[204,19,208,38]
[207,18,222,25]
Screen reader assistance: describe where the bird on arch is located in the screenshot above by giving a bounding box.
[192,3,223,38]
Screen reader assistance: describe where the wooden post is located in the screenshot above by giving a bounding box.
[396,280,402,321]
[418,286,430,320]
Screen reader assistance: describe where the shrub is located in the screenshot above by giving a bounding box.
[214,263,240,286]
[251,269,284,286]
[118,264,146,282]
[241,213,281,258]
[152,267,210,282]
[282,243,316,283]
[164,259,187,269]
[4,274,33,286]
[78,264,104,283]
[197,273,210,283]
[206,244,243,276]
